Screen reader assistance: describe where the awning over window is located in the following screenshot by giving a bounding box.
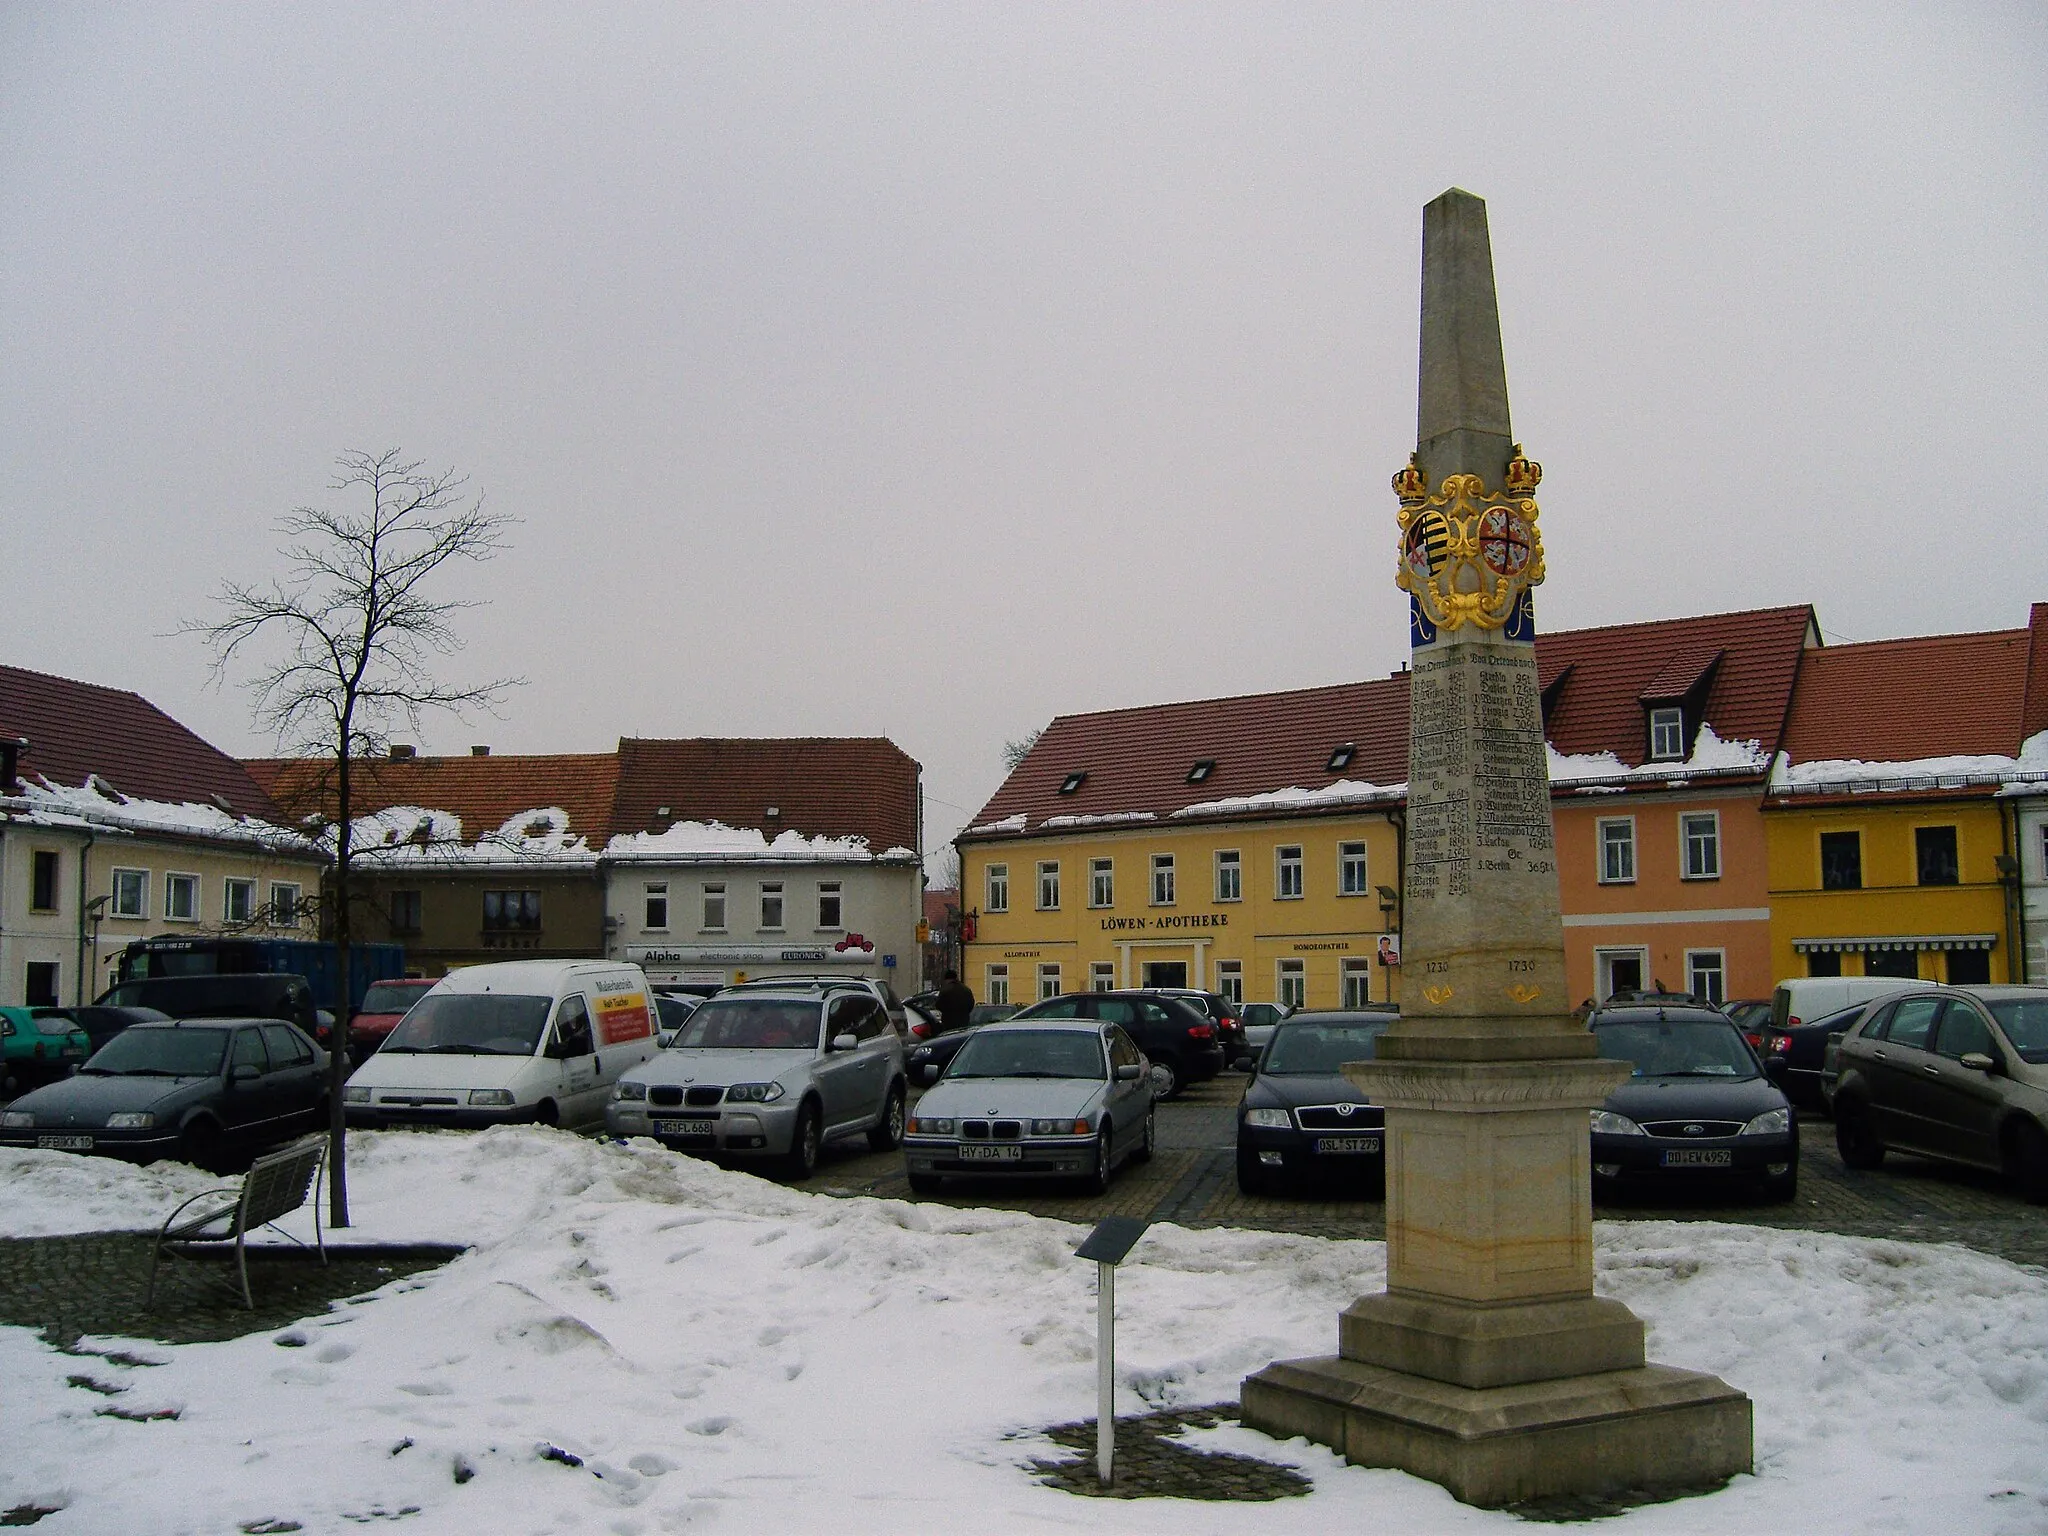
[1791,934,1997,954]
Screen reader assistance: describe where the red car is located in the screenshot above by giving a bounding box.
[348,977,437,1062]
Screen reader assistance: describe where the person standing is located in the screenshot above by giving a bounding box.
[934,969,975,1033]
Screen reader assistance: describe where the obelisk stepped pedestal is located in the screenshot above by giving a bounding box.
[1240,188,1752,1507]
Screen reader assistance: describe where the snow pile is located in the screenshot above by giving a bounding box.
[4,1133,2046,1533]
[1041,810,1159,828]
[350,804,597,870]
[1771,729,2048,797]
[1173,779,1406,820]
[605,821,906,864]
[965,812,1028,835]
[1549,724,1770,788]
[1,777,317,854]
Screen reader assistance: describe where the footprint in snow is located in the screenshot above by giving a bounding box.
[756,1326,791,1347]
[665,1245,704,1264]
[686,1416,738,1436]
[751,1228,787,1247]
[316,1342,355,1363]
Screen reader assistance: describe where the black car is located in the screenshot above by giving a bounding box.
[1235,1010,1395,1195]
[1007,991,1225,1098]
[1588,1005,1798,1203]
[1759,999,1872,1113]
[1138,989,1250,1063]
[0,1018,330,1171]
[60,1004,172,1057]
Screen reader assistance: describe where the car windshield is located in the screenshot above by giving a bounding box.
[1987,998,2048,1063]
[360,982,429,1014]
[1594,1018,1758,1079]
[380,993,552,1056]
[81,1028,227,1077]
[1263,1019,1393,1074]
[945,1029,1105,1080]
[676,1000,821,1051]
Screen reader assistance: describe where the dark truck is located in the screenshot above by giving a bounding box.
[112,936,406,1018]
[95,973,332,1052]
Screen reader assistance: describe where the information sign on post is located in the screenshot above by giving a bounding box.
[1073,1216,1149,1485]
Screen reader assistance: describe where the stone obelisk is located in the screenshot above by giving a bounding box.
[1241,190,1752,1506]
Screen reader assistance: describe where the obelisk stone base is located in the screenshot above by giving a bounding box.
[1340,1291,1645,1389]
[1242,1355,1753,1508]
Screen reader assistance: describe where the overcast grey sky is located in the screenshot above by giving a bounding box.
[5,3,2045,868]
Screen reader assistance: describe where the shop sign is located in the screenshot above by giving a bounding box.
[625,943,867,967]
[1098,913,1229,932]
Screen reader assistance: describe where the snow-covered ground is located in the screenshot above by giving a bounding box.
[4,1131,2046,1534]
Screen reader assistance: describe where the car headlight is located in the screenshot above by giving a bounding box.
[104,1112,156,1129]
[1589,1110,1646,1136]
[1,1111,34,1129]
[467,1089,516,1106]
[613,1081,647,1101]
[908,1117,955,1135]
[343,1086,370,1104]
[726,1082,784,1103]
[1030,1118,1091,1136]
[1244,1107,1293,1130]
[1740,1108,1792,1136]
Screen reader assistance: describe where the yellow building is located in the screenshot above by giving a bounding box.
[1764,628,2040,984]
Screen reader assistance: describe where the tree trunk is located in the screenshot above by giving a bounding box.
[329,748,353,1228]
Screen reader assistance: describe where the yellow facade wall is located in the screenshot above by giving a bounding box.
[959,814,1404,1010]
[1764,796,2015,983]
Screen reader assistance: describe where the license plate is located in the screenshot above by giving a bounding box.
[651,1117,716,1136]
[1315,1136,1382,1155]
[958,1144,1021,1162]
[37,1134,93,1150]
[1662,1148,1732,1167]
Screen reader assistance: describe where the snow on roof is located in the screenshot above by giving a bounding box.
[1039,811,1159,829]
[604,819,898,864]
[349,804,597,870]
[1770,729,2048,798]
[1548,724,1770,789]
[1,776,319,856]
[965,813,1028,835]
[1171,778,1406,819]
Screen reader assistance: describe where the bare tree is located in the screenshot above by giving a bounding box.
[189,449,519,1226]
[1001,728,1042,773]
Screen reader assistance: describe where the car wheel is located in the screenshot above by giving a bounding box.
[1762,1169,1798,1204]
[867,1082,906,1152]
[1131,1102,1155,1164]
[907,1171,943,1195]
[179,1118,222,1174]
[1081,1127,1113,1195]
[1834,1099,1885,1170]
[782,1100,823,1180]
[534,1099,560,1129]
[2006,1120,2048,1205]
[1150,1056,1183,1100]
[1235,1147,1267,1196]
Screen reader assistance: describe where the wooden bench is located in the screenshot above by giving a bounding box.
[147,1134,328,1309]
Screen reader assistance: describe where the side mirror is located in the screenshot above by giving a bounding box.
[1958,1051,1998,1073]
[831,1032,859,1053]
[917,1062,940,1086]
[1764,1054,1789,1080]
[1233,1054,1258,1073]
[230,1062,260,1085]
[1114,1063,1141,1081]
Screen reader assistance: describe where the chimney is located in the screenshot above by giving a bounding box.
[388,744,417,760]
[470,745,490,757]
[0,736,25,793]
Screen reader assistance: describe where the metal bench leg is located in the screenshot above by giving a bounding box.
[236,1231,253,1310]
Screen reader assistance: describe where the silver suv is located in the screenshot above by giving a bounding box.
[607,986,906,1178]
[718,974,910,1037]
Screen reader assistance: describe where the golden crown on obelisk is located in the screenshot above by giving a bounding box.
[1393,446,1547,634]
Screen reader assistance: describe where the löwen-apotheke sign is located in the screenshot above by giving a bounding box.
[1097,913,1230,932]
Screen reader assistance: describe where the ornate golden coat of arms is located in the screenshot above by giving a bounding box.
[1393,446,1546,637]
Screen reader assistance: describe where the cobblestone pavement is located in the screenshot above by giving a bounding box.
[810,1077,2048,1269]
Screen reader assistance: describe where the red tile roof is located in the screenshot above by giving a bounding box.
[965,605,1819,836]
[924,889,958,927]
[1777,628,2034,766]
[245,753,621,844]
[1,663,284,821]
[613,738,921,852]
[2024,603,2048,743]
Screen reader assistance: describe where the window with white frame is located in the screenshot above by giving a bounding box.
[1215,960,1243,1006]
[1276,845,1304,900]
[1090,961,1117,992]
[1038,963,1061,1000]
[1214,849,1241,902]
[164,873,199,922]
[759,883,785,931]
[1277,959,1306,1010]
[1597,819,1636,883]
[1686,949,1726,1005]
[1089,858,1113,908]
[702,883,727,930]
[1681,812,1721,880]
[1151,853,1176,905]
[985,963,1010,1006]
[644,882,669,930]
[223,878,256,925]
[270,882,301,927]
[986,863,1009,913]
[1649,706,1685,761]
[817,881,842,929]
[1339,841,1368,896]
[1341,957,1372,1007]
[1037,860,1061,911]
[110,868,147,919]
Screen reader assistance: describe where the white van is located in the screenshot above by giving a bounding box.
[344,960,659,1131]
[1770,976,1929,1031]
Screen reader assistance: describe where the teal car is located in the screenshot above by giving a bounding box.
[1,1006,92,1098]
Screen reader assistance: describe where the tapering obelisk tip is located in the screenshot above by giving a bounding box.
[1417,188,1512,489]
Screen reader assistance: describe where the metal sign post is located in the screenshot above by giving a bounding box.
[1073,1215,1149,1486]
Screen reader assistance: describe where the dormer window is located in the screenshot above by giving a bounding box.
[1327,744,1355,772]
[1649,707,1685,761]
[1187,759,1215,784]
[1058,772,1087,795]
